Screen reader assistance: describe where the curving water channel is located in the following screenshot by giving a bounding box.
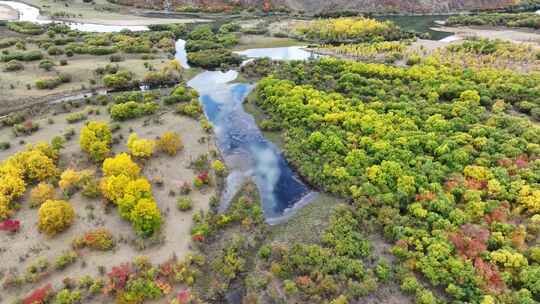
[4,0,317,220]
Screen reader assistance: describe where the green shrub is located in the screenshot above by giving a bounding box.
[0,38,18,49]
[35,73,71,89]
[185,40,223,52]
[187,49,243,69]
[53,288,81,304]
[175,100,202,118]
[7,21,45,35]
[177,197,193,211]
[1,50,43,62]
[109,101,159,121]
[38,59,55,71]
[406,54,421,66]
[54,250,78,270]
[47,46,64,56]
[66,111,87,124]
[3,60,23,72]
[103,71,134,90]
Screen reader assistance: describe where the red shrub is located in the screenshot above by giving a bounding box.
[485,204,509,224]
[176,289,191,304]
[197,172,209,184]
[445,179,460,191]
[465,178,487,190]
[474,257,505,293]
[107,263,131,290]
[497,158,513,167]
[415,192,436,202]
[515,155,529,168]
[448,224,489,260]
[192,234,204,242]
[296,275,312,287]
[0,219,20,232]
[23,284,52,304]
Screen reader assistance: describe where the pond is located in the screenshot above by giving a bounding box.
[374,14,453,40]
[187,70,313,219]
[181,46,318,220]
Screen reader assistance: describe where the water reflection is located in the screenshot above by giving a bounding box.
[0,1,148,32]
[188,71,311,218]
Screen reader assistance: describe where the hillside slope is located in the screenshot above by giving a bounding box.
[117,0,531,14]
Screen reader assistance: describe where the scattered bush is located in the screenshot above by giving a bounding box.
[157,131,183,156]
[177,197,193,211]
[72,228,115,251]
[54,250,78,270]
[30,183,55,208]
[109,101,159,121]
[35,73,71,90]
[102,153,140,178]
[79,121,112,162]
[38,200,75,236]
[65,111,87,124]
[127,133,155,158]
[3,60,24,72]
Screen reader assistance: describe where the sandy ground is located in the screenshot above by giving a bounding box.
[433,26,540,44]
[0,106,217,302]
[234,34,303,51]
[0,53,173,111]
[0,3,17,20]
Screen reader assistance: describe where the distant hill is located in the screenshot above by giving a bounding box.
[113,0,538,14]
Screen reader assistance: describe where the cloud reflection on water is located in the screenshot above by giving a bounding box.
[188,71,310,218]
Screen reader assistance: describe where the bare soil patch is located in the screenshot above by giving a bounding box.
[0,105,218,302]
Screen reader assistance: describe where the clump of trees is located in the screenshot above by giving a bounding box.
[35,73,71,90]
[157,131,183,156]
[100,153,161,236]
[79,121,112,162]
[102,70,136,90]
[7,21,45,35]
[0,143,59,219]
[0,50,43,62]
[127,133,156,158]
[38,200,75,235]
[293,17,409,43]
[109,101,159,121]
[163,84,199,105]
[187,48,243,69]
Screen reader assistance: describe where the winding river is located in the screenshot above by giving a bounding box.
[2,1,317,220]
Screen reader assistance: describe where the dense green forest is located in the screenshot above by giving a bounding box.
[241,55,540,303]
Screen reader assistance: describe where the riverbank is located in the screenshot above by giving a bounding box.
[0,3,17,20]
[432,25,540,44]
[16,0,209,25]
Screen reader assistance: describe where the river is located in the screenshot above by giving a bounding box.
[2,0,319,220]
